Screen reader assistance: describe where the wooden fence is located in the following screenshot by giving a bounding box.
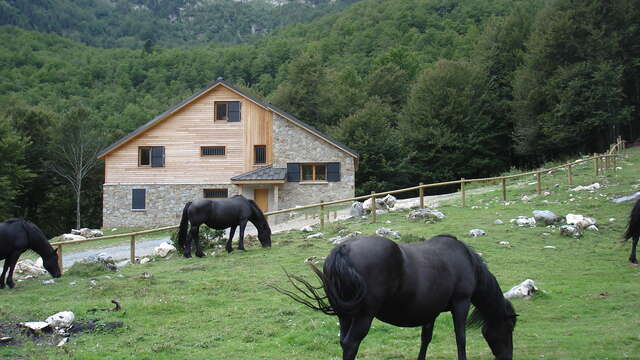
[51,137,626,273]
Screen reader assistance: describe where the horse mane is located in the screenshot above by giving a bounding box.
[18,219,55,257]
[624,199,640,240]
[247,199,269,229]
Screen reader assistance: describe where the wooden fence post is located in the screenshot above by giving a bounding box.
[56,245,63,275]
[568,164,573,185]
[320,200,325,231]
[130,235,136,264]
[501,178,507,202]
[536,171,542,195]
[605,155,610,172]
[460,179,466,207]
[613,154,617,172]
[594,154,599,176]
[371,191,377,223]
[419,183,424,209]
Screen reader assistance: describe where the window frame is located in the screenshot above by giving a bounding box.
[300,163,328,182]
[203,188,229,199]
[215,101,229,121]
[138,146,152,167]
[254,145,267,164]
[131,188,146,211]
[201,146,226,157]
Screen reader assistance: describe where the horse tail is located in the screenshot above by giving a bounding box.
[624,199,640,240]
[270,244,367,316]
[177,201,192,250]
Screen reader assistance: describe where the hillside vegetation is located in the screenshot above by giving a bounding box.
[1,0,639,236]
[2,148,639,359]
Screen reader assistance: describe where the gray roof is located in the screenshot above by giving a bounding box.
[98,78,359,159]
[230,165,287,182]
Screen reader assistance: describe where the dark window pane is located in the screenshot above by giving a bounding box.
[139,148,151,166]
[202,146,225,156]
[254,145,266,164]
[216,103,228,120]
[315,164,327,181]
[132,189,146,210]
[204,188,228,198]
[302,165,314,181]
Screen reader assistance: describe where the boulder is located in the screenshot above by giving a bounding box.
[153,242,176,257]
[375,227,401,239]
[408,208,446,221]
[469,229,486,237]
[363,197,387,212]
[61,234,87,242]
[381,194,397,209]
[570,182,601,192]
[20,321,50,333]
[511,216,536,227]
[612,191,640,203]
[15,259,47,276]
[503,279,538,300]
[532,210,560,225]
[566,214,596,228]
[328,231,361,245]
[494,219,504,225]
[560,225,582,238]
[300,225,314,233]
[306,233,324,239]
[350,202,364,217]
[46,311,75,329]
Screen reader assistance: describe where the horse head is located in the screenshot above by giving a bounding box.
[482,299,517,360]
[257,222,272,248]
[42,251,62,278]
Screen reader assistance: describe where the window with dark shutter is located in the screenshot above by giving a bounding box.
[132,189,146,210]
[286,163,300,182]
[201,146,226,156]
[203,188,228,198]
[138,147,151,166]
[254,145,266,164]
[216,102,228,121]
[228,101,241,122]
[327,162,341,182]
[151,146,165,167]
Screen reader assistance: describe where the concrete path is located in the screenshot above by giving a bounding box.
[61,186,496,267]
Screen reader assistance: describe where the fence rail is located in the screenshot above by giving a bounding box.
[51,137,626,273]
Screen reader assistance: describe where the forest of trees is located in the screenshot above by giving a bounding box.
[1,0,638,236]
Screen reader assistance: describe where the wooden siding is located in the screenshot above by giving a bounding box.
[104,84,273,184]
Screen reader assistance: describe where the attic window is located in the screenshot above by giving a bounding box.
[215,101,241,122]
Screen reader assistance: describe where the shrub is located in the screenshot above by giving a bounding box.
[170,225,225,252]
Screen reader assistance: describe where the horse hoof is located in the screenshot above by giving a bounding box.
[183,253,192,258]
[7,283,15,289]
[629,263,638,267]
[196,252,205,258]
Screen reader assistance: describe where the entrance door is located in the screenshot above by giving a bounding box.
[254,189,269,212]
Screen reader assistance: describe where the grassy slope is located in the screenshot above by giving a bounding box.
[2,149,640,359]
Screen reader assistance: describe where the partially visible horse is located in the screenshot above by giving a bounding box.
[625,199,640,265]
[273,235,517,360]
[0,219,61,289]
[177,195,272,258]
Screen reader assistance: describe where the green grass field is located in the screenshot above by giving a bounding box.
[2,149,639,359]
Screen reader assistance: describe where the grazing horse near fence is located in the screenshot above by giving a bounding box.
[625,199,640,265]
[177,195,272,258]
[0,219,61,289]
[273,235,517,360]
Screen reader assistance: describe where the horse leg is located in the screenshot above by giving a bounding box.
[417,320,436,360]
[338,316,352,345]
[1,252,21,289]
[226,226,236,253]
[630,236,639,265]
[451,299,471,360]
[0,258,9,289]
[192,225,205,258]
[341,315,373,360]
[237,220,248,251]
[183,224,195,258]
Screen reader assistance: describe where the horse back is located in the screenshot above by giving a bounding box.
[0,220,30,260]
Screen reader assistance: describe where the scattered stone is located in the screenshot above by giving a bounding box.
[609,218,616,222]
[542,232,551,236]
[81,252,117,271]
[385,220,391,224]
[329,231,362,245]
[586,225,599,231]
[20,321,50,333]
[408,208,446,221]
[138,272,152,279]
[300,225,314,233]
[15,259,47,276]
[306,233,324,239]
[115,260,130,268]
[116,274,124,278]
[533,210,560,225]
[381,194,397,209]
[612,191,640,203]
[0,336,12,343]
[57,337,69,347]
[61,233,87,242]
[494,219,504,225]
[544,245,557,249]
[90,280,98,285]
[46,311,75,329]
[363,197,387,212]
[521,195,532,202]
[139,257,152,265]
[543,191,551,197]
[560,225,582,238]
[69,281,77,286]
[511,216,536,227]
[498,241,510,245]
[503,279,538,300]
[471,206,481,209]
[469,229,486,237]
[350,202,364,217]
[153,242,176,257]
[42,279,55,285]
[375,209,388,215]
[566,214,597,229]
[570,182,601,192]
[71,228,104,238]
[376,228,401,239]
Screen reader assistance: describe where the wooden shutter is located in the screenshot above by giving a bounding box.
[286,163,300,182]
[151,146,164,167]
[327,162,341,182]
[132,189,146,210]
[228,101,241,122]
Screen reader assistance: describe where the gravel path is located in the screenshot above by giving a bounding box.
[61,186,495,267]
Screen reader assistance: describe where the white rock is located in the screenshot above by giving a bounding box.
[306,233,324,239]
[494,219,504,225]
[560,225,582,238]
[300,225,314,233]
[570,182,601,191]
[15,259,47,276]
[586,225,599,231]
[375,209,388,215]
[46,311,75,328]
[521,195,532,202]
[21,321,50,332]
[153,242,176,257]
[533,210,560,225]
[69,281,77,286]
[498,241,510,245]
[375,227,401,239]
[381,194,397,209]
[512,216,536,227]
[57,337,69,347]
[504,279,538,299]
[350,202,364,217]
[469,229,486,237]
[543,191,551,196]
[42,279,55,285]
[408,208,446,221]
[61,233,87,242]
[385,220,391,224]
[609,218,616,222]
[139,257,152,264]
[544,245,557,249]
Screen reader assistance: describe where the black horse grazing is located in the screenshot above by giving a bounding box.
[0,219,61,289]
[625,199,640,265]
[274,235,517,360]
[177,195,272,258]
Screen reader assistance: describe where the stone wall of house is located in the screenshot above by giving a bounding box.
[272,114,356,212]
[102,184,240,228]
